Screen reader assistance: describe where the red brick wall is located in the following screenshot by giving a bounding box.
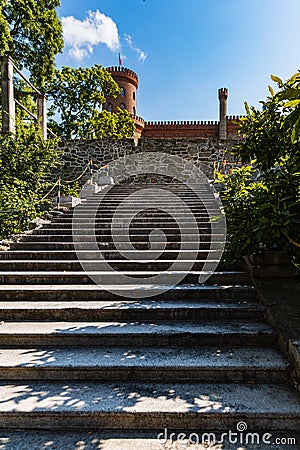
[142,118,241,138]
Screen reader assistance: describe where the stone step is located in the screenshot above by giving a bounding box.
[52,220,214,226]
[0,271,248,286]
[10,242,216,251]
[69,203,219,208]
[0,298,261,321]
[19,233,222,243]
[0,347,288,383]
[51,220,213,227]
[0,381,298,431]
[0,430,298,450]
[0,249,223,260]
[0,261,249,281]
[71,216,211,221]
[0,320,275,347]
[63,210,220,217]
[22,227,213,243]
[71,206,217,212]
[54,211,213,217]
[0,284,257,301]
[56,219,211,229]
[49,219,213,229]
[28,229,221,238]
[34,225,213,233]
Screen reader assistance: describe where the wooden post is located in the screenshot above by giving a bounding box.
[37,94,47,139]
[1,55,15,135]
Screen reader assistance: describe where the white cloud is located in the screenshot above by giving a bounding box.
[124,34,147,62]
[62,10,120,61]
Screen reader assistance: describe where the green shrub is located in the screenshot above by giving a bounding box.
[0,121,61,239]
[216,73,300,264]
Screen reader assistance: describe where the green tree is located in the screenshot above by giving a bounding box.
[46,65,135,140]
[216,73,300,263]
[92,108,135,140]
[0,120,61,238]
[0,0,63,86]
[273,72,300,143]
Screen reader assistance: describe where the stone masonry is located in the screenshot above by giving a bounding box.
[59,135,242,184]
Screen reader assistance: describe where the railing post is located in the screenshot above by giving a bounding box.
[37,94,47,139]
[1,55,15,135]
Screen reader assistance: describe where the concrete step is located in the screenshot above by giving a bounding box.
[43,221,210,232]
[0,430,298,450]
[71,217,211,222]
[0,298,262,321]
[63,210,220,217]
[53,212,213,218]
[0,249,221,260]
[0,284,257,301]
[49,217,210,224]
[47,220,213,227]
[0,271,249,286]
[0,261,250,281]
[24,228,214,236]
[0,320,275,347]
[0,381,298,431]
[78,207,215,212]
[10,242,215,251]
[33,225,213,233]
[51,219,214,226]
[0,347,288,383]
[23,229,214,238]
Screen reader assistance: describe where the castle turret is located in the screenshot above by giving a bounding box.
[104,66,144,139]
[218,88,228,140]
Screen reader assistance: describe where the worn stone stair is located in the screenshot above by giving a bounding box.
[0,183,299,437]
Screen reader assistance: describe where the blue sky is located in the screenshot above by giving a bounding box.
[57,0,300,122]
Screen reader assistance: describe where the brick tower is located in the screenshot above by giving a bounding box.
[103,66,145,139]
[218,88,228,140]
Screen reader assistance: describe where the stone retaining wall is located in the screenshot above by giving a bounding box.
[58,136,241,184]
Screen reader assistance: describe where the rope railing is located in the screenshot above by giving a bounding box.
[0,160,95,216]
[63,159,92,184]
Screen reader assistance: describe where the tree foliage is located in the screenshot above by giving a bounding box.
[0,0,63,86]
[0,120,61,238]
[274,71,300,144]
[217,73,300,263]
[93,108,135,140]
[46,66,135,140]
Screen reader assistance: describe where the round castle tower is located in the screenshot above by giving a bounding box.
[103,66,145,139]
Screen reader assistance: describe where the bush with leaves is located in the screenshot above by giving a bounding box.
[0,121,61,238]
[217,73,300,264]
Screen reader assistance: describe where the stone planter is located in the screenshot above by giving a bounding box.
[58,196,81,208]
[246,250,299,278]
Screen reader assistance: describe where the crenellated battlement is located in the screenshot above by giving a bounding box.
[131,114,145,124]
[143,120,220,138]
[227,115,244,120]
[218,87,228,99]
[106,66,138,85]
[104,64,242,140]
[145,120,219,127]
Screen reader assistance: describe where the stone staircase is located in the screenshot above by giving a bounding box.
[0,183,299,437]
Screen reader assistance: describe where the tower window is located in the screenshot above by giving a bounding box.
[120,103,126,110]
[107,103,113,112]
[132,106,136,116]
[120,88,126,96]
[133,91,136,100]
